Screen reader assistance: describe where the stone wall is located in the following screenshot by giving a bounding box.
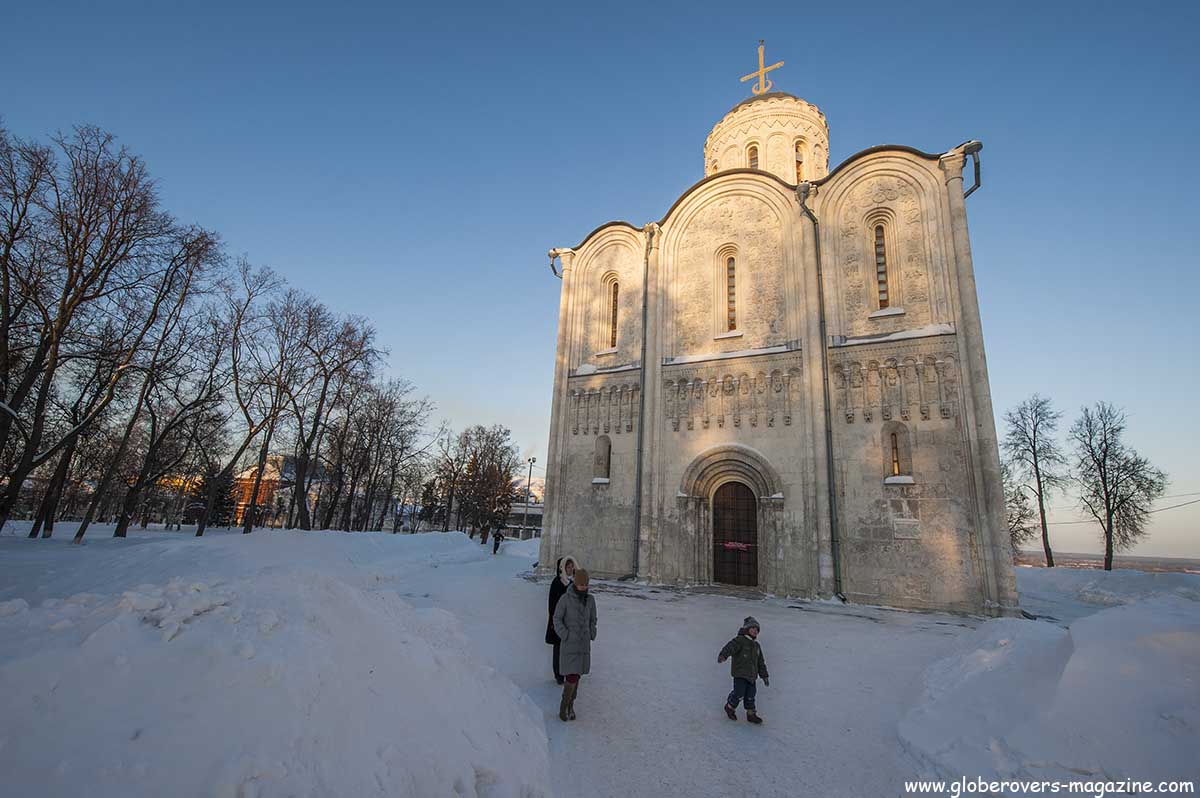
[551,373,640,578]
[829,338,985,613]
[648,349,819,597]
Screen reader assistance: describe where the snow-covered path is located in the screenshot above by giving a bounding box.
[414,551,975,798]
[0,526,976,797]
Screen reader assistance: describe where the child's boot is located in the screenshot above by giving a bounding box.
[746,710,763,724]
[724,703,737,721]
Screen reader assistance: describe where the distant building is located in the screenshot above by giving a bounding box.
[232,455,294,526]
[504,503,544,539]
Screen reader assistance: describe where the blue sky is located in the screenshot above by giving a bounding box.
[3,0,1197,556]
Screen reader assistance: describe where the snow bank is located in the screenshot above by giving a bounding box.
[900,597,1200,785]
[1016,566,1200,624]
[500,537,540,560]
[0,568,551,798]
[1018,565,1200,606]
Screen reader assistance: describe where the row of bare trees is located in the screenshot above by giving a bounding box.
[1001,395,1168,570]
[418,424,522,540]
[1,123,436,541]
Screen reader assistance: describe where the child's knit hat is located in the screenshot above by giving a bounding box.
[742,616,760,631]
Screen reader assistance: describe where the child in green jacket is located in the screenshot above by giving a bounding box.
[717,615,769,724]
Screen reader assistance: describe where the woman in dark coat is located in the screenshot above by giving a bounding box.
[545,555,577,684]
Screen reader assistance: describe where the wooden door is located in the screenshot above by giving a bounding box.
[712,482,757,586]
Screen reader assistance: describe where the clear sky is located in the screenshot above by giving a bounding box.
[4,0,1197,556]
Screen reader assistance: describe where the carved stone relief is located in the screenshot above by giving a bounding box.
[663,354,802,433]
[832,344,960,425]
[568,378,639,435]
[672,195,785,357]
[837,177,934,337]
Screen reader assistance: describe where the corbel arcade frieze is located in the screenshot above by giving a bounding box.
[830,340,959,425]
[662,352,803,433]
[567,376,640,436]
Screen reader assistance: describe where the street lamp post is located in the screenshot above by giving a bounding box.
[523,457,536,538]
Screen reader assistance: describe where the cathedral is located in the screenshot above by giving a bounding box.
[538,47,1019,616]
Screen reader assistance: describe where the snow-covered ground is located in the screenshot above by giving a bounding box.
[1015,564,1200,624]
[1,523,1196,797]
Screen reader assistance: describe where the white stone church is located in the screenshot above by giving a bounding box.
[538,61,1019,615]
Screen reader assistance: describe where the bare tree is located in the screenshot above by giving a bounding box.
[1002,394,1069,566]
[27,327,124,537]
[0,126,52,467]
[433,428,473,532]
[195,260,280,536]
[73,226,220,542]
[1001,461,1037,556]
[239,289,313,535]
[458,424,521,542]
[1069,402,1168,570]
[111,309,230,537]
[285,299,376,530]
[0,127,184,531]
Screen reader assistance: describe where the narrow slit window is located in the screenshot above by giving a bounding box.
[609,282,619,348]
[890,433,901,476]
[726,257,737,331]
[747,145,759,170]
[795,143,804,183]
[874,225,890,309]
[594,436,611,480]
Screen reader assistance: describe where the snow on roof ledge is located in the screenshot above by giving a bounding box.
[832,323,955,348]
[572,361,640,377]
[664,344,795,366]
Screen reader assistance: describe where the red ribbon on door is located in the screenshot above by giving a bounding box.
[720,541,754,552]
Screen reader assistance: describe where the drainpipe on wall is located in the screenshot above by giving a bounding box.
[797,182,846,602]
[625,223,657,581]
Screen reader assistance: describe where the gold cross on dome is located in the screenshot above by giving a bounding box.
[740,40,783,95]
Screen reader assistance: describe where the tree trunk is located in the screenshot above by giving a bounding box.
[377,470,397,531]
[75,376,154,543]
[115,453,159,538]
[294,453,311,530]
[443,483,454,532]
[392,484,408,533]
[284,456,299,529]
[28,444,70,538]
[322,470,344,530]
[1031,460,1054,567]
[1034,490,1054,568]
[243,429,274,535]
[1104,510,1115,571]
[340,463,361,532]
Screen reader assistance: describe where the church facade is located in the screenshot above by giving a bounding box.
[538,83,1019,616]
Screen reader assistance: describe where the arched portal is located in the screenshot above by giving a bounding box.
[676,444,785,592]
[712,481,758,586]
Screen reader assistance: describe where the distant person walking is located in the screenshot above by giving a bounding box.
[491,530,505,554]
[552,567,597,722]
[545,555,577,684]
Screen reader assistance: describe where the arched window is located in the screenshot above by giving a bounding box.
[747,144,759,170]
[794,142,805,183]
[609,281,619,348]
[874,225,890,309]
[593,435,612,481]
[726,256,737,331]
[881,422,913,480]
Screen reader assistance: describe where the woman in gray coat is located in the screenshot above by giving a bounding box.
[552,568,597,722]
